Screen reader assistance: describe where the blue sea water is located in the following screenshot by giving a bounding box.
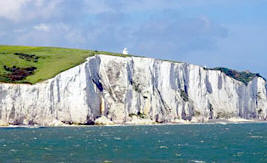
[0,123,266,162]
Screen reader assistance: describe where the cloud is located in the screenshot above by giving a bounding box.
[81,10,228,56]
[0,0,228,55]
[0,0,63,22]
[0,0,29,21]
[135,16,227,55]
[33,24,50,32]
[0,0,266,78]
[10,22,86,48]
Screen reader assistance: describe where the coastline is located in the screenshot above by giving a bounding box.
[0,119,266,128]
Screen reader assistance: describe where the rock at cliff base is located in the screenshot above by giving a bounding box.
[95,116,114,125]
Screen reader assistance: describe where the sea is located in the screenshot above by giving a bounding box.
[0,123,266,162]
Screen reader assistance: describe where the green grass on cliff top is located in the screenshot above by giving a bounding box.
[0,45,264,85]
[0,45,129,84]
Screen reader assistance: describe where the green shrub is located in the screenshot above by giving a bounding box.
[129,112,147,119]
[129,113,137,117]
[138,112,146,119]
[205,67,265,85]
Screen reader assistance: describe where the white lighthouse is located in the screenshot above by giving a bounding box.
[122,48,128,55]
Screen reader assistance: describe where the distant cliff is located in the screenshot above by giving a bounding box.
[0,55,266,126]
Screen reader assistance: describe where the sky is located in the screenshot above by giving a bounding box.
[0,0,267,77]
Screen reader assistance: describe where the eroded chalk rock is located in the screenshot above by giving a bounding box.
[0,55,266,126]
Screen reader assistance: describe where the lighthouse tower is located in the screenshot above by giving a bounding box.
[122,48,128,55]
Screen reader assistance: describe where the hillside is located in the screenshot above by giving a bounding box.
[0,45,264,85]
[0,45,129,84]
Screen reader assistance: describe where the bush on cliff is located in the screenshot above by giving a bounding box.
[205,67,264,85]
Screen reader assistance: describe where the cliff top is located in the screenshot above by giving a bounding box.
[0,45,264,85]
[0,45,133,84]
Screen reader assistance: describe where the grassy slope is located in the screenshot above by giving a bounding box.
[0,45,128,84]
[0,45,264,85]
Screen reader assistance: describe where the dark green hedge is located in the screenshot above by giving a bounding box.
[205,67,265,85]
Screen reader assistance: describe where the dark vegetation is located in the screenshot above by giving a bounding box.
[1,65,36,82]
[180,90,189,102]
[205,67,264,85]
[258,109,263,115]
[129,112,147,119]
[0,51,40,83]
[14,53,39,62]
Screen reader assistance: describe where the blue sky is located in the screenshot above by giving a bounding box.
[0,0,267,77]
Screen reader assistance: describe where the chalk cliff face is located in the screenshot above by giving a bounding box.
[0,55,266,126]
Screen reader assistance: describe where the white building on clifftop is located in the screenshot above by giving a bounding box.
[122,48,128,55]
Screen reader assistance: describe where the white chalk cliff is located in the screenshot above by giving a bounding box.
[0,55,266,126]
